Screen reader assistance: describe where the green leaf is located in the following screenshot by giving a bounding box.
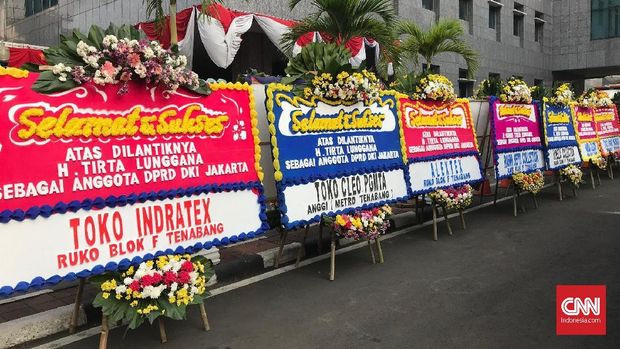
[88,25,105,50]
[159,300,186,321]
[32,71,78,94]
[72,29,92,46]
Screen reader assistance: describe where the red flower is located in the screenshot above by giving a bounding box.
[181,261,193,273]
[163,271,177,285]
[129,280,140,292]
[177,271,191,284]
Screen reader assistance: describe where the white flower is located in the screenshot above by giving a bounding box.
[115,285,127,294]
[143,47,155,59]
[102,35,118,47]
[51,63,66,75]
[124,277,133,285]
[170,282,178,292]
[58,74,67,82]
[134,63,147,78]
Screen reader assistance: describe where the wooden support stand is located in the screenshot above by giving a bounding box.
[69,278,86,334]
[431,201,467,240]
[98,302,211,348]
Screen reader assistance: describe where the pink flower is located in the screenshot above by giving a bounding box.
[127,53,141,68]
[101,61,117,78]
[120,71,132,82]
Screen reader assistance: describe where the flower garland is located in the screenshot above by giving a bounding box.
[500,78,532,104]
[512,170,545,194]
[544,83,574,106]
[559,164,583,187]
[577,89,613,108]
[91,254,213,329]
[331,205,392,241]
[591,156,608,170]
[0,66,29,79]
[429,184,473,210]
[411,74,456,102]
[303,70,382,104]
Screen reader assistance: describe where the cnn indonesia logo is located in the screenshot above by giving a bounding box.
[556,285,606,335]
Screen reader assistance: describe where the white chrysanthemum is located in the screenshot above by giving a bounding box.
[102,35,118,47]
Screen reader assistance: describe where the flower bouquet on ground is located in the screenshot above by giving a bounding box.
[591,156,608,170]
[330,205,393,241]
[577,89,614,108]
[429,184,473,210]
[512,170,545,194]
[559,164,584,187]
[500,77,532,104]
[90,254,213,329]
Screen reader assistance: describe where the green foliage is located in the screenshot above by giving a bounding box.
[474,77,503,99]
[530,85,551,101]
[399,19,478,78]
[282,0,397,76]
[90,255,214,330]
[283,42,353,83]
[390,72,427,96]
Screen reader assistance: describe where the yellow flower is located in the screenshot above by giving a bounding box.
[130,300,138,307]
[100,279,117,292]
[102,292,110,299]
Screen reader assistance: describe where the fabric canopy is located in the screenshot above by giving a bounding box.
[136,5,379,69]
[137,6,194,49]
[8,47,47,68]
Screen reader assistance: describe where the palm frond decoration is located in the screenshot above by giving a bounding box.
[282,0,398,62]
[399,19,478,78]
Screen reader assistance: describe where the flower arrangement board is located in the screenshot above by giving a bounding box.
[398,98,484,195]
[593,106,620,156]
[265,84,409,229]
[572,106,603,162]
[541,103,582,170]
[0,73,268,295]
[490,97,545,179]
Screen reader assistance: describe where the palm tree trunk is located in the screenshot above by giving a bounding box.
[169,0,178,46]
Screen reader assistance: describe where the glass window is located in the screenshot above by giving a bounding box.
[535,12,544,42]
[489,6,499,29]
[24,0,58,17]
[422,0,434,11]
[514,15,523,36]
[592,0,620,39]
[459,0,471,21]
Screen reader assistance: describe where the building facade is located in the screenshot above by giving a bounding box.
[1,0,618,94]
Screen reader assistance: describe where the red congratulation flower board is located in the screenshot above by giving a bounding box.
[398,98,483,194]
[572,106,603,162]
[0,73,266,294]
[593,106,620,156]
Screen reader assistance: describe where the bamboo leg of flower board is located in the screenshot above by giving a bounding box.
[375,237,384,264]
[493,180,500,205]
[572,185,577,197]
[98,315,109,349]
[557,175,563,201]
[329,230,336,281]
[318,217,324,254]
[432,203,438,241]
[158,317,167,344]
[590,169,596,189]
[518,190,527,213]
[295,225,310,268]
[367,239,376,264]
[441,206,452,236]
[199,302,210,331]
[69,278,85,334]
[532,193,539,209]
[596,169,602,185]
[459,209,466,230]
[274,228,288,268]
[513,192,518,217]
